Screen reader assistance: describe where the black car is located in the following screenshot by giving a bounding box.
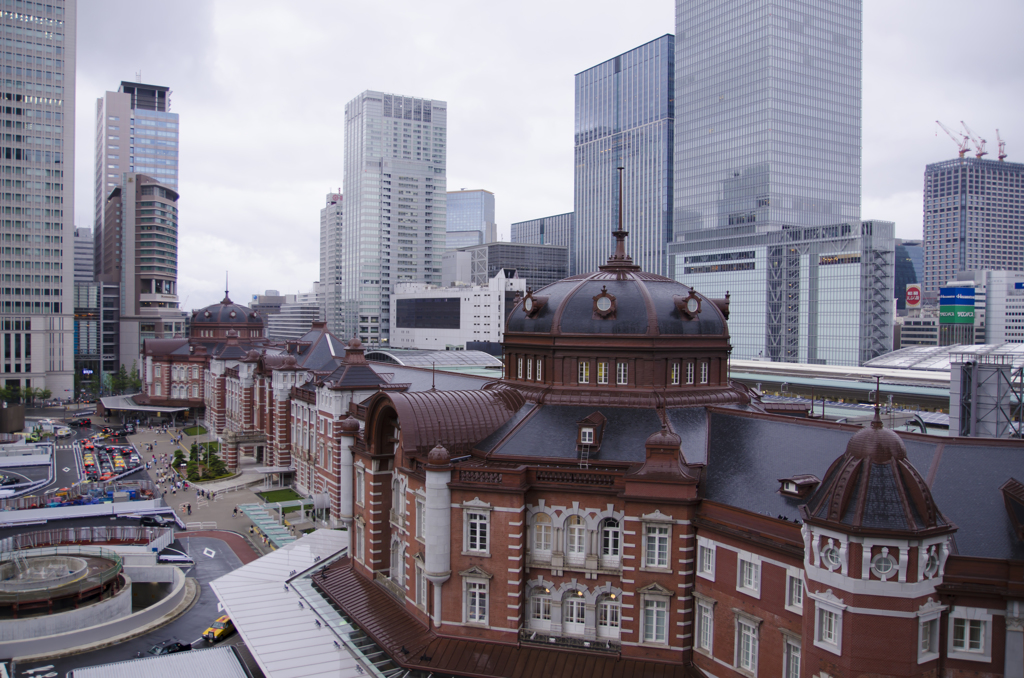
[146,640,191,656]
[70,418,91,427]
[0,475,19,486]
[123,423,137,434]
[140,515,173,527]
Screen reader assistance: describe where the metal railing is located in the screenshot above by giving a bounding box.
[0,526,172,553]
[518,627,620,653]
[374,570,405,602]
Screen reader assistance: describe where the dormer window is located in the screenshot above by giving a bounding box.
[581,427,594,445]
[592,285,616,319]
[778,474,820,498]
[1000,478,1024,542]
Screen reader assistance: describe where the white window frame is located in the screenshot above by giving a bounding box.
[694,593,715,656]
[643,523,671,570]
[354,520,365,563]
[782,633,801,678]
[355,466,365,506]
[597,595,621,640]
[529,590,552,630]
[670,362,680,385]
[532,513,552,555]
[580,427,594,444]
[616,361,627,385]
[597,360,608,385]
[415,496,425,542]
[686,361,694,384]
[813,599,843,656]
[566,514,586,564]
[526,358,532,380]
[642,596,668,645]
[700,361,709,384]
[578,360,590,384]
[563,593,586,635]
[600,518,621,568]
[947,607,992,662]
[535,358,542,381]
[463,507,490,556]
[696,537,716,581]
[736,551,761,599]
[734,613,760,675]
[464,578,489,625]
[517,357,523,379]
[918,614,940,663]
[785,567,803,614]
[414,559,426,608]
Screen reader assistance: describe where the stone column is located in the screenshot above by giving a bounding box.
[1007,600,1023,678]
[337,417,359,529]
[424,444,452,628]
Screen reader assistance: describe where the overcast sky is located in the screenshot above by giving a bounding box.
[74,0,1024,311]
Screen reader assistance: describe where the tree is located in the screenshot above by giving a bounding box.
[113,364,129,394]
[22,386,39,407]
[128,361,142,392]
[39,388,51,403]
[1,384,21,404]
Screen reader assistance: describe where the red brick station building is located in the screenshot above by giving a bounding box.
[144,231,1024,678]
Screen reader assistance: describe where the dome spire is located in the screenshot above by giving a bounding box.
[600,166,641,272]
[222,270,232,305]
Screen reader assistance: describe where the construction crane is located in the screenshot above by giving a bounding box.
[936,120,971,158]
[996,129,1007,161]
[960,120,988,159]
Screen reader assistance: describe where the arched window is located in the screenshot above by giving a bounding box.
[392,476,405,518]
[566,515,586,565]
[597,594,621,640]
[528,587,552,630]
[563,589,586,635]
[600,518,621,568]
[533,513,552,556]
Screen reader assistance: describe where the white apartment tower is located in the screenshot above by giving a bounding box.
[319,192,343,336]
[0,1,77,398]
[340,91,447,345]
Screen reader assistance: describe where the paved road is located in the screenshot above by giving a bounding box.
[14,536,247,676]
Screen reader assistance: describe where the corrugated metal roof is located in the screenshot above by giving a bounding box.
[69,645,248,678]
[210,530,372,678]
[0,498,170,526]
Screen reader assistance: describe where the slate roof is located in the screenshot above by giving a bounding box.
[505,270,726,337]
[485,404,664,463]
[291,328,347,371]
[703,409,1024,561]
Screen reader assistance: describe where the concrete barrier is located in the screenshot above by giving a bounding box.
[0,572,132,642]
[0,566,189,658]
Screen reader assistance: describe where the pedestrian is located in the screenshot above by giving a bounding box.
[187,503,192,515]
[172,487,176,495]
[249,525,254,536]
[233,506,237,517]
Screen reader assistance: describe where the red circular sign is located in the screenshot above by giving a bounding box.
[906,286,921,305]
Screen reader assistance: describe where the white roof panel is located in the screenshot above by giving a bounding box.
[69,645,248,678]
[210,530,369,678]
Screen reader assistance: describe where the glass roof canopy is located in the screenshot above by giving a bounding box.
[863,343,1024,372]
[364,349,502,368]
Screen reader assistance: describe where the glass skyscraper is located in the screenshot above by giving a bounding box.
[574,35,674,277]
[340,91,447,345]
[0,1,76,397]
[922,157,1024,297]
[673,0,861,236]
[446,189,495,250]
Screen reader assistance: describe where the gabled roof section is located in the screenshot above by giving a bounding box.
[144,338,189,357]
[1001,478,1024,543]
[290,324,348,371]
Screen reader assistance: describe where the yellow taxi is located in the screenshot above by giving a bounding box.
[203,615,234,642]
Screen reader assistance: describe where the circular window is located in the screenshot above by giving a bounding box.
[871,553,898,580]
[229,311,237,318]
[204,311,211,318]
[524,297,533,312]
[596,296,612,312]
[923,552,939,578]
[821,545,841,571]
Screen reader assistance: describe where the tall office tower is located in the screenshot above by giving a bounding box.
[94,82,178,277]
[0,1,76,398]
[99,174,184,370]
[921,157,1024,297]
[319,192,343,335]
[673,1,861,236]
[445,189,496,249]
[73,227,94,283]
[511,212,575,275]
[341,91,447,345]
[574,36,674,277]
